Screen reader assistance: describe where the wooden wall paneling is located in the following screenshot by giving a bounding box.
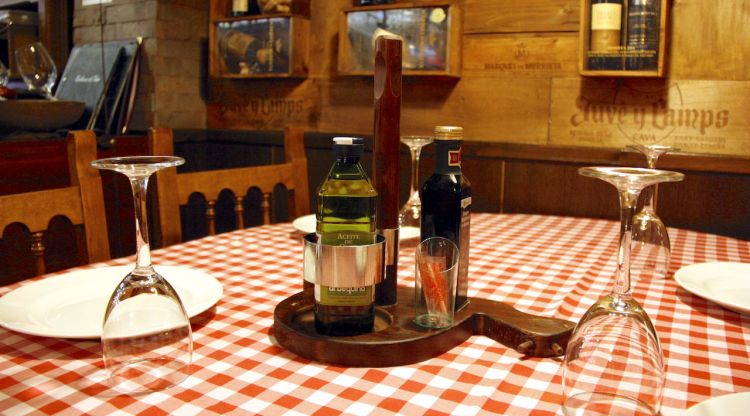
[37,0,72,72]
[318,76,462,138]
[658,171,750,240]
[463,0,579,34]
[401,77,463,135]
[669,0,750,81]
[463,33,579,78]
[309,0,350,79]
[316,77,375,135]
[461,156,504,213]
[206,78,319,130]
[460,77,551,144]
[550,77,750,156]
[502,160,619,219]
[317,78,463,136]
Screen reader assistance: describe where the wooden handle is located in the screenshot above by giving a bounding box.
[274,286,575,367]
[373,36,402,306]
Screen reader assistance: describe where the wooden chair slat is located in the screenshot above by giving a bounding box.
[151,126,310,247]
[0,130,110,279]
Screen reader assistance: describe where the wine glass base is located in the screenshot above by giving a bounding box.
[563,392,658,416]
[106,357,190,395]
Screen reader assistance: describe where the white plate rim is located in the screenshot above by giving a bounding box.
[292,214,316,234]
[674,261,750,314]
[686,391,750,416]
[292,214,420,240]
[0,265,222,339]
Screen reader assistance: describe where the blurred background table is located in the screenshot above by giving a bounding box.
[1,213,748,415]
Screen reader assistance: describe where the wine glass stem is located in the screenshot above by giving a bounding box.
[615,189,640,297]
[129,175,153,272]
[644,154,660,213]
[409,147,421,200]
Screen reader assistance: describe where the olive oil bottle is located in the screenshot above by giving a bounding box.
[315,137,378,336]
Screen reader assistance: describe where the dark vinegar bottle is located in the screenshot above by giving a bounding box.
[420,126,471,311]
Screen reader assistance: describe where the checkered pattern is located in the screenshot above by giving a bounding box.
[1,213,748,415]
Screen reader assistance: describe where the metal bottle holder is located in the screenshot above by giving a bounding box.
[303,233,385,290]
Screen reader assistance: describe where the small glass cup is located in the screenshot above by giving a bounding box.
[414,237,459,329]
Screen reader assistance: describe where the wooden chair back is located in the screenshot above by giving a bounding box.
[151,126,310,247]
[0,130,110,277]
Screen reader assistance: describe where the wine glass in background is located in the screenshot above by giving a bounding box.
[91,156,191,395]
[14,42,57,99]
[627,144,679,279]
[563,167,683,416]
[0,60,9,88]
[399,136,433,233]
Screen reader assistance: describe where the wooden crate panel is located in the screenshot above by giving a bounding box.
[206,79,318,130]
[669,0,750,81]
[463,33,579,78]
[317,76,549,144]
[460,77,550,144]
[550,78,750,156]
[316,77,465,136]
[463,0,579,34]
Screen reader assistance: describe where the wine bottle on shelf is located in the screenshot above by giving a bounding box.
[589,0,624,70]
[420,126,471,311]
[231,0,250,17]
[315,137,378,336]
[625,0,660,70]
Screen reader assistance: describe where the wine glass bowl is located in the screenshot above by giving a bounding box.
[627,144,679,279]
[563,166,683,416]
[0,60,9,88]
[399,135,433,232]
[14,42,57,99]
[91,156,191,395]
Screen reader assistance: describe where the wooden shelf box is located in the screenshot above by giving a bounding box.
[338,1,462,77]
[209,14,309,78]
[208,0,309,79]
[579,0,669,77]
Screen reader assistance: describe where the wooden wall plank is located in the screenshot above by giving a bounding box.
[669,0,750,81]
[206,79,318,130]
[550,78,750,156]
[463,0,579,34]
[306,76,552,143]
[460,78,551,144]
[463,34,579,78]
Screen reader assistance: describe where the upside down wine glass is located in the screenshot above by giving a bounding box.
[91,156,191,395]
[627,144,678,279]
[14,42,57,99]
[563,167,683,416]
[399,136,433,231]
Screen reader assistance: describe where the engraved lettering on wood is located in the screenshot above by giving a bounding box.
[550,79,750,156]
[463,35,578,78]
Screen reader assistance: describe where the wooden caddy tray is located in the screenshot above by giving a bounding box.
[273,285,575,367]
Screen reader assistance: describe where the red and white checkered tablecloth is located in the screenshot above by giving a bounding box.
[1,213,749,415]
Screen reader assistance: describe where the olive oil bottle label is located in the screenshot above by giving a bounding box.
[316,285,373,306]
[319,230,375,246]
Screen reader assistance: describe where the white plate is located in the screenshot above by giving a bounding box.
[687,391,750,416]
[292,214,317,234]
[0,265,222,339]
[674,262,750,315]
[292,214,420,241]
